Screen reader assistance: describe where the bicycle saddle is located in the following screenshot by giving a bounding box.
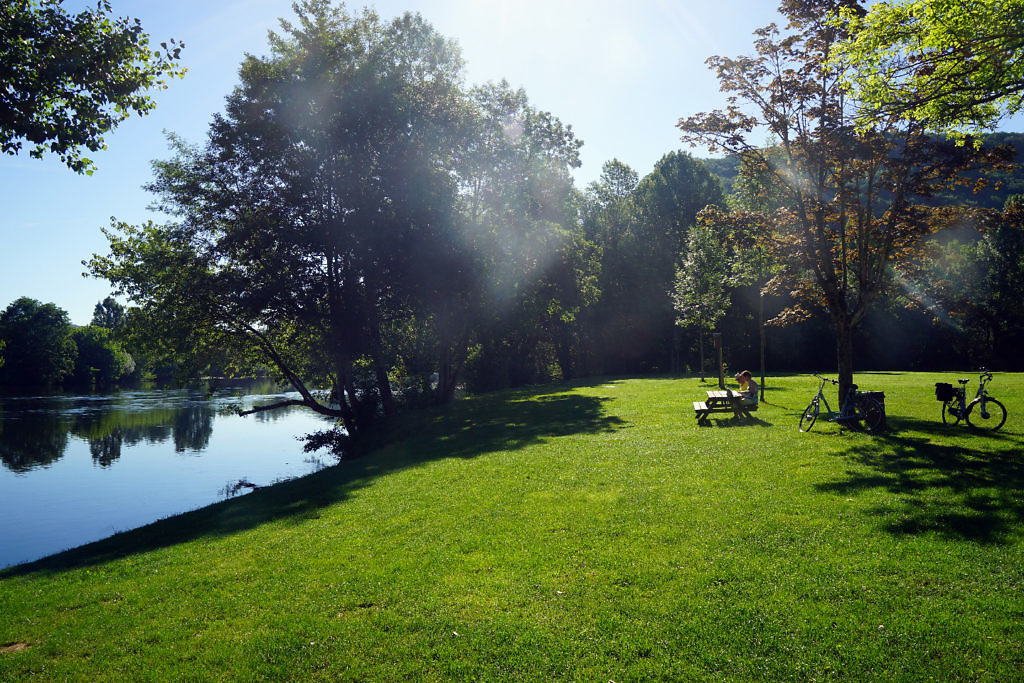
[958,379,970,384]
[849,384,858,392]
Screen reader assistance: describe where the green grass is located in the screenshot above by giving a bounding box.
[2,372,1023,680]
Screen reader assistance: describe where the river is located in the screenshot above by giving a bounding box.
[0,384,337,569]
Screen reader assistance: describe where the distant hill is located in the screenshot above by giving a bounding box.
[699,155,741,196]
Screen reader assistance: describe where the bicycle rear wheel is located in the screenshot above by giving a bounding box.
[967,397,1007,432]
[799,401,819,432]
[941,401,961,425]
[859,398,884,432]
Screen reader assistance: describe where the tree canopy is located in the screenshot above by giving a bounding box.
[70,325,135,389]
[0,0,185,173]
[671,222,730,380]
[832,0,1024,136]
[89,1,588,451]
[91,296,127,331]
[0,297,77,387]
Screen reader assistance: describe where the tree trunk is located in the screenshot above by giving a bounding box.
[556,328,574,381]
[835,313,855,402]
[373,354,397,417]
[437,336,468,405]
[759,292,766,402]
[672,325,681,374]
[698,328,706,381]
[438,346,456,404]
[335,363,358,435]
[366,312,397,417]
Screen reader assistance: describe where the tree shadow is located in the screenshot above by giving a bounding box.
[814,417,1024,544]
[697,415,773,428]
[1,385,626,578]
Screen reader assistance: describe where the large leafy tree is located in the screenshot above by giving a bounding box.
[670,223,731,381]
[91,296,127,331]
[70,325,135,389]
[436,81,589,395]
[0,297,77,386]
[90,2,588,450]
[580,160,643,373]
[697,203,780,399]
[678,0,1004,397]
[832,0,1024,136]
[1,0,185,173]
[92,2,469,438]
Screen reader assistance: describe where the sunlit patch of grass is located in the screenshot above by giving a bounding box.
[2,373,1023,679]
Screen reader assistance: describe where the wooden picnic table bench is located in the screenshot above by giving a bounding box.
[693,389,758,423]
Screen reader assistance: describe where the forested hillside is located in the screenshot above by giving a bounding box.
[703,133,1024,208]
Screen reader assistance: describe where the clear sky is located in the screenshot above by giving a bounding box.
[2,0,1021,325]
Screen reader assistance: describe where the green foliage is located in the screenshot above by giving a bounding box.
[443,81,591,393]
[708,133,1024,212]
[911,194,1024,366]
[0,297,77,387]
[92,2,473,433]
[69,325,135,389]
[698,155,741,194]
[90,296,126,331]
[671,223,731,332]
[0,0,186,173]
[2,375,1023,678]
[582,153,725,374]
[832,0,1024,137]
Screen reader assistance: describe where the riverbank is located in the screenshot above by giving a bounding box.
[2,373,1023,679]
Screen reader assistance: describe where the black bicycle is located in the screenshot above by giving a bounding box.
[935,369,1007,432]
[799,374,885,433]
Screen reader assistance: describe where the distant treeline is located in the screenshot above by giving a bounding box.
[0,296,137,390]
[5,130,1024,392]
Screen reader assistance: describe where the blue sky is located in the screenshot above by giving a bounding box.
[2,1,1021,325]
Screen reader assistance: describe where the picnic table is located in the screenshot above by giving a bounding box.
[693,389,757,423]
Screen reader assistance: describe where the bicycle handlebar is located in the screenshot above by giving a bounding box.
[813,373,839,385]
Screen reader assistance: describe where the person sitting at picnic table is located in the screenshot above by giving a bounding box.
[734,370,758,407]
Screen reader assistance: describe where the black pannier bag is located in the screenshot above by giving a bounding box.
[935,382,954,402]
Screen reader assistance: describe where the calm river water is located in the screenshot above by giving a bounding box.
[0,385,336,569]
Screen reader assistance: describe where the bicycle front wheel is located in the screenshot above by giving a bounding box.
[859,398,884,432]
[966,397,1007,432]
[799,401,819,432]
[941,401,961,425]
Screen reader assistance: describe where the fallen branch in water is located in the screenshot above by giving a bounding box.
[237,399,310,416]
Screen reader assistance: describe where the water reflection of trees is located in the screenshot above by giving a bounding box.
[0,410,69,473]
[0,396,217,471]
[172,403,214,452]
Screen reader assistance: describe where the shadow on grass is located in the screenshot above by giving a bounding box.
[815,416,1024,544]
[1,385,626,578]
[697,416,773,428]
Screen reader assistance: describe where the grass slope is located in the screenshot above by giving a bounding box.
[2,373,1023,680]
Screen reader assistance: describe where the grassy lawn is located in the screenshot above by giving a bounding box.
[2,372,1023,680]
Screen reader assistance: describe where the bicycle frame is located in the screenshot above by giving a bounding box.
[975,372,993,410]
[810,376,857,421]
[810,379,835,418]
[950,372,990,419]
[801,374,884,433]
